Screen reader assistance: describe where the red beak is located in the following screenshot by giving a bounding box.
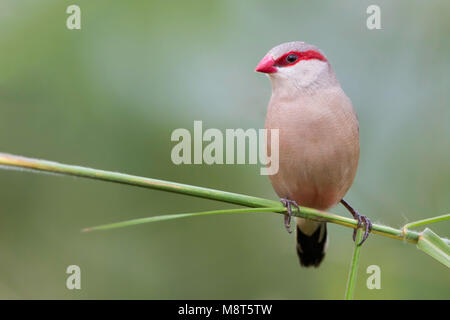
[255,54,277,73]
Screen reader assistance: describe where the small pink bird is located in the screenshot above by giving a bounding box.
[256,41,372,267]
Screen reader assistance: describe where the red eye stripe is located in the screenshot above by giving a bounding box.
[274,50,327,67]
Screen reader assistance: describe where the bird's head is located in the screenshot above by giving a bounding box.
[255,41,337,92]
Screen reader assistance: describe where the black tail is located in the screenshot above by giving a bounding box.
[296,222,327,267]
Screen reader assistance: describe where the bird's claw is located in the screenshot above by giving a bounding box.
[341,199,372,246]
[352,214,372,246]
[280,198,300,234]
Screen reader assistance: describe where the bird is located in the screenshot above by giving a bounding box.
[255,41,372,267]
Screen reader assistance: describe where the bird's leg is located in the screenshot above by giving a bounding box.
[340,199,372,245]
[280,198,300,234]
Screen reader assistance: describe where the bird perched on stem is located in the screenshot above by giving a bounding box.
[255,41,372,267]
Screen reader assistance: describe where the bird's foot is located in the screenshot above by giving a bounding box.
[352,213,372,245]
[340,199,372,246]
[280,198,300,234]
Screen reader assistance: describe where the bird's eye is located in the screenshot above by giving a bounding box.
[274,51,303,67]
[286,54,298,63]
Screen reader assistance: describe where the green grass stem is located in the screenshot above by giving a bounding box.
[345,228,364,300]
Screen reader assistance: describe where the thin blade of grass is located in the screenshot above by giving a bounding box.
[345,228,364,300]
[402,214,450,233]
[82,207,283,232]
[0,153,281,209]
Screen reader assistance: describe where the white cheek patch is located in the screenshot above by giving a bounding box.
[285,60,327,88]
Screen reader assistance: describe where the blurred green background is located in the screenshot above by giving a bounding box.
[0,0,449,299]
